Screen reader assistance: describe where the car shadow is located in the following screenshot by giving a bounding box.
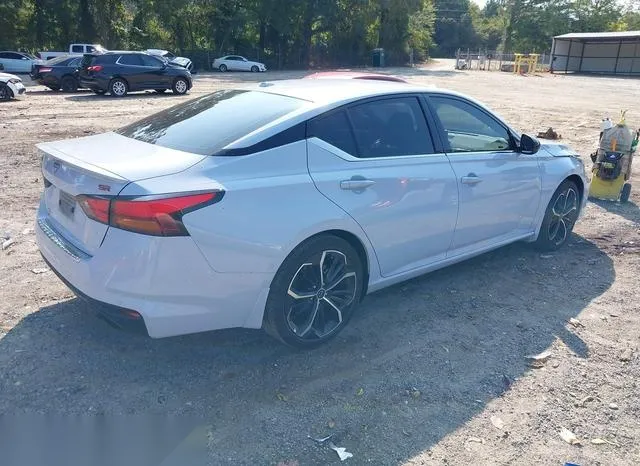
[0,236,613,464]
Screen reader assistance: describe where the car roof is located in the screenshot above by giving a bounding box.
[305,71,407,83]
[243,78,436,105]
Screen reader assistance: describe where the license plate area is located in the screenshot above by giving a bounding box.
[58,190,77,219]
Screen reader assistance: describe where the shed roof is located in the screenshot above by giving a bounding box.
[554,31,640,41]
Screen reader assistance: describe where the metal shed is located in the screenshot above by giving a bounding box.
[551,31,640,75]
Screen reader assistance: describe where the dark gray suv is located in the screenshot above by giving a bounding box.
[78,51,192,97]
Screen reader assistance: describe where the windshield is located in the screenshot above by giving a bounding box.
[116,90,306,155]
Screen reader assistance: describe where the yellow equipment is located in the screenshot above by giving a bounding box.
[513,53,539,74]
[589,112,637,203]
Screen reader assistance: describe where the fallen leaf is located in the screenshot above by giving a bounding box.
[356,388,364,396]
[329,442,353,461]
[276,392,288,402]
[411,389,421,399]
[619,348,633,362]
[490,416,505,430]
[568,317,585,328]
[560,428,581,445]
[328,420,335,429]
[31,268,49,274]
[578,395,594,407]
[467,437,485,444]
[527,350,552,368]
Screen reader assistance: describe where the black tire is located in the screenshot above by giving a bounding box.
[109,78,128,97]
[155,89,167,93]
[93,89,106,95]
[620,183,631,203]
[535,180,580,251]
[60,76,78,92]
[172,77,189,95]
[263,235,364,349]
[219,64,227,72]
[251,65,259,72]
[0,83,12,100]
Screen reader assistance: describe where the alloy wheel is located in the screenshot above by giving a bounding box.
[112,81,126,96]
[286,250,357,340]
[175,79,188,94]
[548,187,578,246]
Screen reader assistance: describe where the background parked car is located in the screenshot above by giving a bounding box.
[31,55,83,92]
[146,49,195,73]
[0,51,43,73]
[79,51,192,97]
[39,43,107,61]
[0,72,26,100]
[212,55,266,72]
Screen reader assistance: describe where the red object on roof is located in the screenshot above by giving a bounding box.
[304,71,408,83]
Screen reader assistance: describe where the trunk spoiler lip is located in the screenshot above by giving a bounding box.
[36,141,128,183]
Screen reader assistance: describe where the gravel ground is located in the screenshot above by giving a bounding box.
[0,61,639,465]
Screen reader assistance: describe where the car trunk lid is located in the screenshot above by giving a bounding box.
[37,132,207,255]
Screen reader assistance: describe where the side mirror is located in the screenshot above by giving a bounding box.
[519,133,541,155]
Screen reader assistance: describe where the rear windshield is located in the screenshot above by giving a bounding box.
[45,56,73,65]
[115,90,306,155]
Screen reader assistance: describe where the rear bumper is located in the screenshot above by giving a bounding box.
[36,199,272,338]
[42,254,149,336]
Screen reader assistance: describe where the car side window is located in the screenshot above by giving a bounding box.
[140,55,162,67]
[87,46,95,53]
[0,53,8,59]
[308,110,358,156]
[69,57,81,67]
[430,96,512,153]
[347,97,435,157]
[72,45,83,53]
[118,54,143,66]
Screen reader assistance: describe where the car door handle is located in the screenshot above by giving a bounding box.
[461,174,482,185]
[340,179,376,191]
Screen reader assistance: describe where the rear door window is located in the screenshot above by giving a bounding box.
[347,97,435,157]
[308,111,358,155]
[116,90,307,155]
[118,54,143,66]
[71,45,83,53]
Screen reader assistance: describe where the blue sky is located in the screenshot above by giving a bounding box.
[471,0,487,6]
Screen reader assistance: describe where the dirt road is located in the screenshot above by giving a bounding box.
[0,62,639,465]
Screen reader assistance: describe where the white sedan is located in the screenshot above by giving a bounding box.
[0,51,42,73]
[35,79,588,348]
[212,55,266,72]
[0,72,26,100]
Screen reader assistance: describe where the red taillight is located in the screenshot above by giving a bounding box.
[77,192,222,237]
[77,196,110,224]
[39,67,52,73]
[87,65,103,72]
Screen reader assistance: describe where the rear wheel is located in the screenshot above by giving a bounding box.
[61,76,78,92]
[219,64,227,72]
[535,180,580,251]
[109,78,128,97]
[620,183,632,203]
[172,77,189,95]
[0,83,13,100]
[263,235,364,349]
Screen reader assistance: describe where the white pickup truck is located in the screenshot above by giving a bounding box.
[38,44,107,61]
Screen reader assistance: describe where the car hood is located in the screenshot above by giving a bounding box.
[0,72,20,82]
[540,141,580,157]
[169,57,192,67]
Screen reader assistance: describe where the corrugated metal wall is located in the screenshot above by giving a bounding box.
[551,38,640,75]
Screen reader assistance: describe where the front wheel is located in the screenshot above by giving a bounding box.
[251,65,259,72]
[0,83,13,100]
[219,64,227,72]
[263,235,364,349]
[109,78,128,97]
[620,183,631,203]
[172,78,189,95]
[535,180,580,251]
